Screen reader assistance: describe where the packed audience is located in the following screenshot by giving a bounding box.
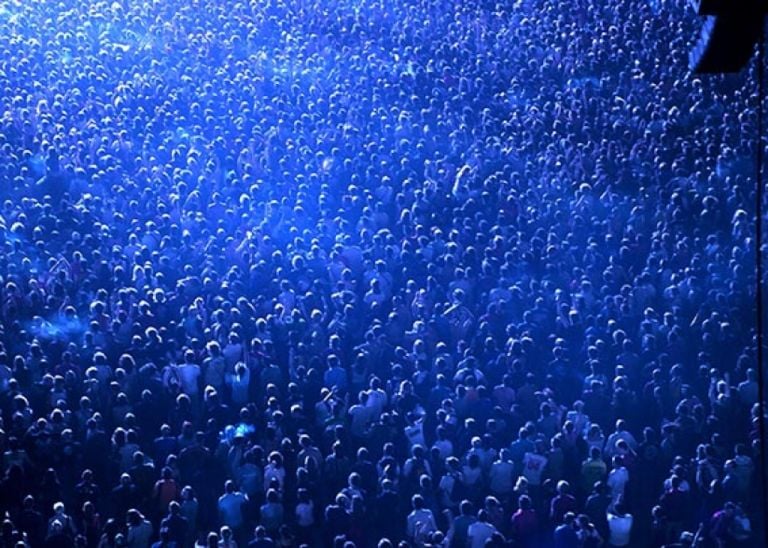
[0,0,765,546]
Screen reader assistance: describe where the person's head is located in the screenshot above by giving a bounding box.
[126,509,142,527]
[518,494,532,510]
[411,494,425,510]
[460,500,473,516]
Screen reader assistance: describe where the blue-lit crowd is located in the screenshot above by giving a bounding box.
[0,0,765,546]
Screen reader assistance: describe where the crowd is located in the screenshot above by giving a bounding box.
[0,0,765,546]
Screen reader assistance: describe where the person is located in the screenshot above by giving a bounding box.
[246,526,275,548]
[489,449,514,501]
[551,481,577,526]
[606,457,629,510]
[0,0,763,546]
[218,481,248,541]
[180,487,199,545]
[467,509,496,548]
[659,475,688,540]
[607,503,633,547]
[47,502,76,540]
[406,495,437,543]
[151,528,177,548]
[160,502,188,545]
[219,526,238,548]
[576,514,603,548]
[510,495,538,548]
[126,509,153,548]
[553,512,579,548]
[45,519,75,548]
[258,489,283,538]
[325,494,351,545]
[293,488,314,544]
[710,502,751,547]
[581,448,607,495]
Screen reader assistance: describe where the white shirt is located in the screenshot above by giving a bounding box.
[432,439,454,459]
[365,388,388,416]
[263,463,286,492]
[404,421,426,448]
[468,521,496,548]
[607,467,629,506]
[607,512,633,546]
[348,404,372,437]
[406,508,436,541]
[177,363,201,395]
[605,430,637,456]
[522,452,548,486]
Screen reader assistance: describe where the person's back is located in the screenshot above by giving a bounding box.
[407,507,436,540]
[467,511,496,548]
[160,503,188,544]
[607,505,633,547]
[585,487,610,537]
[450,502,476,548]
[128,519,153,548]
[247,526,275,548]
[177,360,201,396]
[259,492,283,534]
[553,514,579,548]
[489,456,514,495]
[511,496,538,547]
[218,484,246,529]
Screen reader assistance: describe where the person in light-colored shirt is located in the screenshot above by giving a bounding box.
[218,481,247,531]
[348,391,373,438]
[489,449,515,496]
[177,350,201,397]
[406,494,437,542]
[607,456,629,509]
[607,504,633,547]
[468,510,497,548]
[522,449,548,486]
